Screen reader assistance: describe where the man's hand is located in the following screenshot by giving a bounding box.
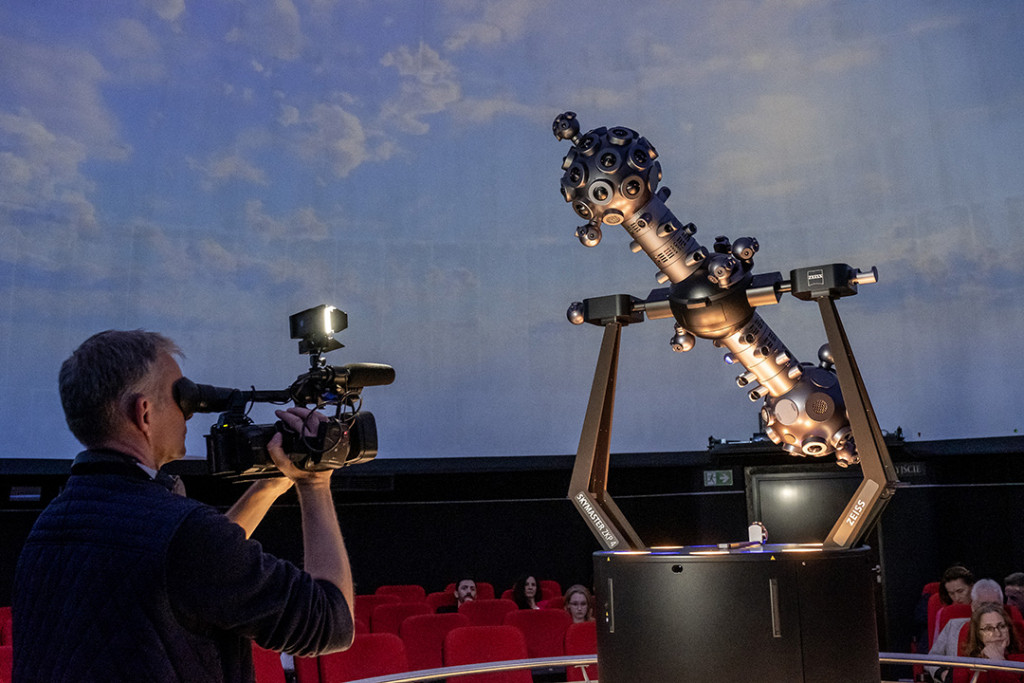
[268,407,334,485]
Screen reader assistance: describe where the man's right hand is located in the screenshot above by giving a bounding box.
[268,407,334,485]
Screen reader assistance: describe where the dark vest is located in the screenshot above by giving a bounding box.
[13,449,254,682]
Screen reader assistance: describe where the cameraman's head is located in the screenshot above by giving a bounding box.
[60,330,187,467]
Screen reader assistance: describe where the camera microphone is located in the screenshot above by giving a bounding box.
[338,363,396,389]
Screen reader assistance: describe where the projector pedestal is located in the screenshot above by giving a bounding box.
[593,545,880,682]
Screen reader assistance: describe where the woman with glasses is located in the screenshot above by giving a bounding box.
[563,584,594,624]
[954,604,1024,683]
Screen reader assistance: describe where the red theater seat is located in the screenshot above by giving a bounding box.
[371,601,432,635]
[503,608,572,658]
[426,590,457,612]
[353,593,401,627]
[443,625,531,683]
[317,633,408,683]
[399,611,470,671]
[375,584,427,603]
[0,644,12,683]
[444,582,495,600]
[459,598,518,627]
[0,607,10,646]
[540,580,562,601]
[251,643,285,683]
[563,621,598,682]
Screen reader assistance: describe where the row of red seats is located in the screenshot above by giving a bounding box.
[292,619,597,683]
[370,580,565,611]
[1,606,11,683]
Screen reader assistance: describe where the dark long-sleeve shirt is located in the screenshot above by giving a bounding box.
[13,448,352,682]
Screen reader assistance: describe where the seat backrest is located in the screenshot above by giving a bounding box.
[399,612,470,671]
[539,580,562,601]
[354,593,401,626]
[426,591,457,612]
[317,633,408,683]
[927,592,943,646]
[937,603,972,641]
[371,601,432,635]
[459,598,519,627]
[251,643,286,683]
[0,644,12,683]
[443,625,531,683]
[375,584,427,603]
[0,606,11,647]
[293,655,321,683]
[444,582,496,600]
[538,596,565,609]
[563,621,598,683]
[503,608,572,658]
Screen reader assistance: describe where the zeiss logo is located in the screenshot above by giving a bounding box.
[806,269,825,286]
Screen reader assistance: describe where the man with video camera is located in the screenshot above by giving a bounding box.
[13,330,355,682]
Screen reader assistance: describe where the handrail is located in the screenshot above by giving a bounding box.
[333,654,597,683]
[328,651,1024,683]
[879,651,1024,673]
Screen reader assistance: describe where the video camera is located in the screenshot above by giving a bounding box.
[172,305,395,480]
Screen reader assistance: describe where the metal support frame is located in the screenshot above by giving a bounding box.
[568,322,644,550]
[566,291,897,550]
[818,296,899,548]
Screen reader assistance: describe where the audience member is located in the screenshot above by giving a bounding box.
[1005,573,1024,616]
[564,584,594,623]
[439,576,478,613]
[928,579,1004,682]
[512,575,541,610]
[964,603,1020,660]
[940,566,977,606]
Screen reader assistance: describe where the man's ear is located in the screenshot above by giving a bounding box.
[128,393,153,436]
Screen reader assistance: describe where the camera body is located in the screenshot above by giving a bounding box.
[207,410,378,479]
[174,305,394,480]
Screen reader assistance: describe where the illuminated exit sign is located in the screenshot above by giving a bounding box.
[704,469,734,487]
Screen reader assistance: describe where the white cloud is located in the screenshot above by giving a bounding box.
[443,0,540,52]
[225,0,305,61]
[0,36,129,162]
[243,199,329,241]
[102,18,166,82]
[145,0,186,22]
[452,96,545,124]
[0,110,99,236]
[278,104,300,127]
[188,151,268,189]
[379,43,461,135]
[701,94,828,198]
[299,103,371,176]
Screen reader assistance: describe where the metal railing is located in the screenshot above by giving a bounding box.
[326,651,1024,683]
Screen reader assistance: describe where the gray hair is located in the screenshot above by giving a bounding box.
[971,578,1004,604]
[59,330,181,447]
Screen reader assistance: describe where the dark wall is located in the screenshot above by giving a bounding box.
[2,434,1023,655]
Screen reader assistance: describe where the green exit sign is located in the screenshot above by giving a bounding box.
[704,469,734,487]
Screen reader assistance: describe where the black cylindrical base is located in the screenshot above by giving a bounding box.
[594,545,879,682]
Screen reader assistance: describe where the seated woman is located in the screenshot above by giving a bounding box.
[563,584,594,623]
[953,604,1024,683]
[512,575,541,610]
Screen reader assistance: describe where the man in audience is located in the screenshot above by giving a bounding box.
[927,578,1004,682]
[13,330,355,683]
[454,577,478,605]
[439,576,478,612]
[1005,572,1024,615]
